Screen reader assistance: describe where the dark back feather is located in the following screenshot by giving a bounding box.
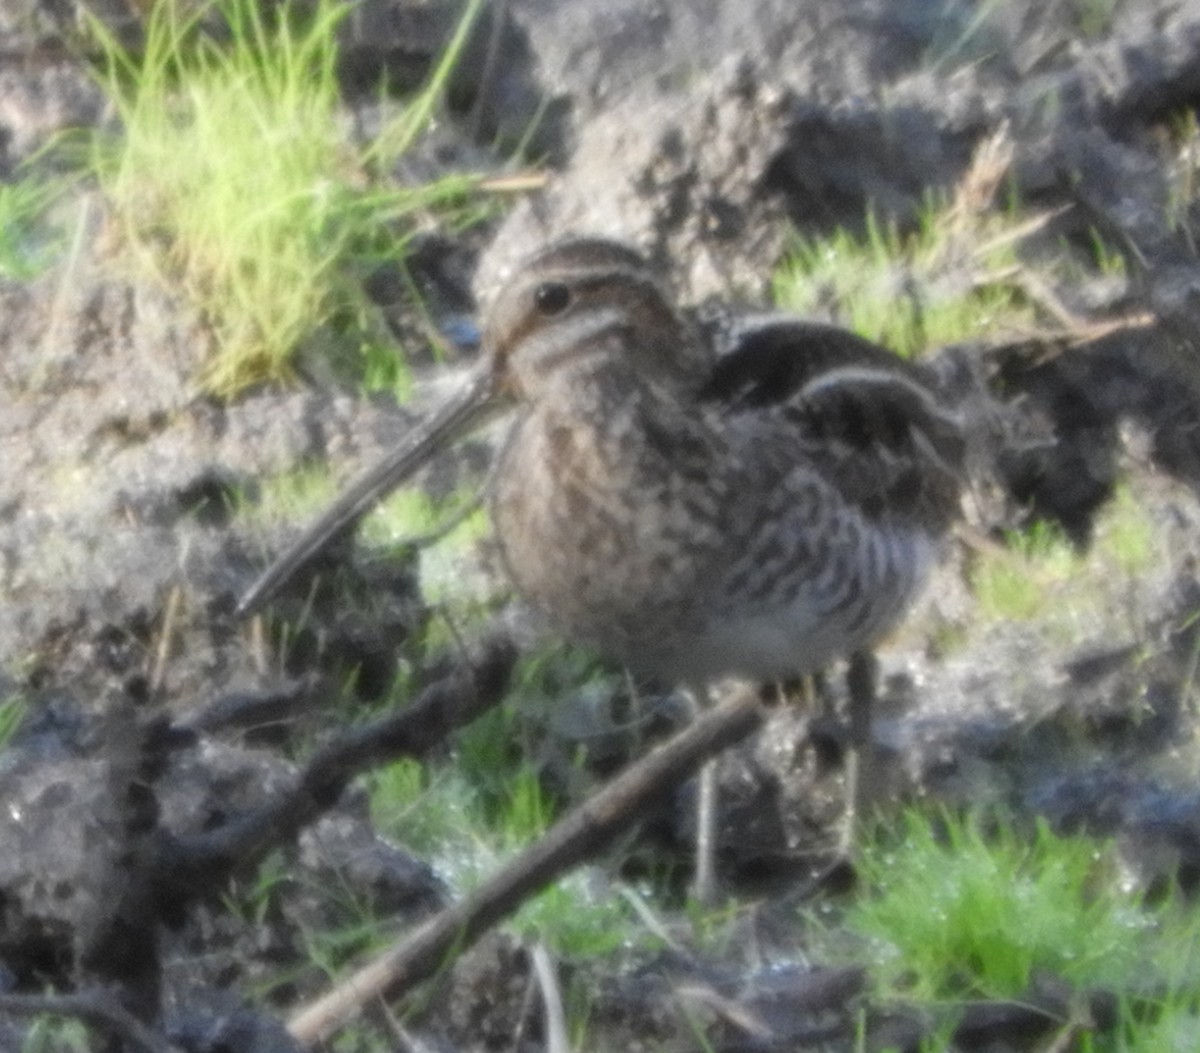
[698,319,965,528]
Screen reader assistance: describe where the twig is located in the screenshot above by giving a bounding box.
[148,584,183,697]
[970,205,1071,260]
[287,685,766,1046]
[478,171,549,193]
[248,609,268,677]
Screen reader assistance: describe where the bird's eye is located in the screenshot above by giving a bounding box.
[534,281,571,315]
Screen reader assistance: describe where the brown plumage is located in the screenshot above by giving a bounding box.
[481,241,963,684]
[239,237,967,899]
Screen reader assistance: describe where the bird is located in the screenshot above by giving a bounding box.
[238,236,967,903]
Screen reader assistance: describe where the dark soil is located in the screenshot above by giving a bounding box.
[5,0,1200,1050]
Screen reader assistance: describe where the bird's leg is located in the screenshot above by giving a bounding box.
[685,684,720,906]
[841,649,880,855]
[695,756,719,906]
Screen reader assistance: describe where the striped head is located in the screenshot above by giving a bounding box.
[481,238,704,401]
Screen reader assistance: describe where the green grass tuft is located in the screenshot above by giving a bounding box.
[971,520,1078,622]
[85,0,486,395]
[0,694,27,750]
[1095,483,1156,578]
[370,750,641,959]
[1075,0,1119,38]
[1087,227,1128,279]
[970,486,1159,637]
[773,197,1035,358]
[0,175,71,280]
[20,1017,90,1053]
[851,810,1145,1002]
[238,463,341,530]
[368,650,645,962]
[1165,109,1200,256]
[363,484,492,610]
[513,874,642,959]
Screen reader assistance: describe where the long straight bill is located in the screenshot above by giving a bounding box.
[237,367,499,616]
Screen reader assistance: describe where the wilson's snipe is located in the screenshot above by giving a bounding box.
[239,238,966,902]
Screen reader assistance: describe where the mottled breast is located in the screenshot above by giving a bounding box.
[491,368,730,656]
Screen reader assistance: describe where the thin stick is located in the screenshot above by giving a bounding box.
[148,584,182,697]
[287,686,765,1046]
